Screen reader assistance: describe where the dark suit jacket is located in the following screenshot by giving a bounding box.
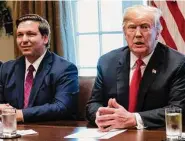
[86,42,185,128]
[0,50,79,122]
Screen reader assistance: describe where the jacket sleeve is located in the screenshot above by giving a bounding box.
[86,60,104,125]
[139,60,185,128]
[22,63,79,122]
[0,63,5,103]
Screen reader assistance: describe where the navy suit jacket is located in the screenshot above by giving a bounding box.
[0,50,79,122]
[86,42,185,128]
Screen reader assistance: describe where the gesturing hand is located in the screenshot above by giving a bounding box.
[95,98,136,132]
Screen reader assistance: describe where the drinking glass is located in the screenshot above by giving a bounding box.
[1,108,17,137]
[165,107,182,140]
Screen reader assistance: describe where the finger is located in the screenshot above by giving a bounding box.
[6,103,12,107]
[0,104,7,111]
[96,110,100,117]
[98,126,108,132]
[96,116,110,126]
[108,98,113,108]
[9,105,13,108]
[97,107,106,116]
[98,107,115,115]
[96,110,111,126]
[96,113,115,121]
[99,125,113,132]
[95,110,101,125]
[97,119,115,129]
[111,99,122,109]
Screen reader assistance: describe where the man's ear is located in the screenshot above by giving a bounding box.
[123,27,126,35]
[43,35,49,45]
[123,26,129,38]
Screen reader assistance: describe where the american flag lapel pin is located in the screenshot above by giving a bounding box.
[152,69,157,74]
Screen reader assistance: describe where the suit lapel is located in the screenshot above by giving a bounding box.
[116,47,130,109]
[136,44,165,111]
[15,57,26,108]
[28,51,53,107]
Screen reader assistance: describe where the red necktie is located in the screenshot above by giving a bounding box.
[129,59,144,112]
[24,65,35,108]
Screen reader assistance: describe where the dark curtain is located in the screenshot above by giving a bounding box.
[12,1,63,58]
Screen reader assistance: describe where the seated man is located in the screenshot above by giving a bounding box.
[0,14,79,122]
[86,5,185,131]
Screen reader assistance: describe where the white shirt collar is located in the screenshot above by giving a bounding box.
[25,50,47,72]
[130,50,154,69]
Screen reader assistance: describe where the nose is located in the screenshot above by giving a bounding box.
[135,27,142,37]
[22,34,29,42]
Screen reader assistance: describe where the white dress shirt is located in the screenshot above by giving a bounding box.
[25,50,47,80]
[129,51,154,129]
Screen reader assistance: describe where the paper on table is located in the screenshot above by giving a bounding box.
[182,132,185,137]
[99,129,127,139]
[64,128,127,139]
[181,132,185,138]
[17,129,38,136]
[0,122,37,136]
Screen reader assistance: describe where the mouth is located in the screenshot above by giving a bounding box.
[134,42,144,45]
[20,46,31,48]
[20,46,31,52]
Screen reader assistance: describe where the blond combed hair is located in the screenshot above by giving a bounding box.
[122,5,162,33]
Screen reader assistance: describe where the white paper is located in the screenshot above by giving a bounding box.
[17,129,38,136]
[181,132,185,139]
[99,129,126,139]
[0,122,37,136]
[64,128,127,139]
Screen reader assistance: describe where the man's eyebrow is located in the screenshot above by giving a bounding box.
[140,23,151,25]
[17,30,39,33]
[127,23,136,26]
[27,31,38,33]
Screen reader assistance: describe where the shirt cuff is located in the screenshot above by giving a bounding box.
[134,113,145,129]
[16,109,24,122]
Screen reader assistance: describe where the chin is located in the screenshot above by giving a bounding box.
[133,49,149,57]
[21,52,33,56]
[133,48,147,53]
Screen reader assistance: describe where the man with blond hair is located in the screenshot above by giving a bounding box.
[86,5,185,130]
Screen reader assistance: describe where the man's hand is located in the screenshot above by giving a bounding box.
[0,104,23,122]
[95,98,137,132]
[0,104,12,112]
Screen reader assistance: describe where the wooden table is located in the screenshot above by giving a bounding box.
[7,121,166,141]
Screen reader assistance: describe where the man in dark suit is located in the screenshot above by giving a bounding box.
[0,14,79,122]
[86,5,185,130]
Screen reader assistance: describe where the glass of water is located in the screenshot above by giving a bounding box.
[2,108,17,137]
[165,107,182,140]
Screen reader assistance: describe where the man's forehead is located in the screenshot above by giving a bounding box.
[128,11,153,19]
[126,19,153,26]
[125,12,154,25]
[18,20,39,28]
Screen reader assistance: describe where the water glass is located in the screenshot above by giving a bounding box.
[165,107,182,140]
[2,108,17,137]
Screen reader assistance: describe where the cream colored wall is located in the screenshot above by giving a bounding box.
[0,35,14,62]
[0,1,15,62]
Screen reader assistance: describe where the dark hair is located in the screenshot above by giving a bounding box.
[16,14,51,48]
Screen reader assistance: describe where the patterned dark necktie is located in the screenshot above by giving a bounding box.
[24,65,35,108]
[129,59,144,112]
